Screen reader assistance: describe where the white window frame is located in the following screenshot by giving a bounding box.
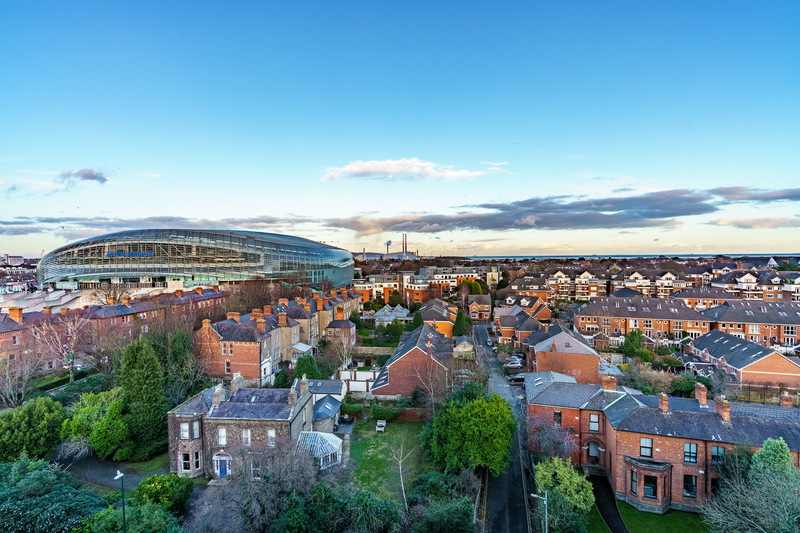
[242,428,251,446]
[181,453,191,472]
[193,420,200,439]
[267,429,276,447]
[218,427,227,446]
[180,422,189,440]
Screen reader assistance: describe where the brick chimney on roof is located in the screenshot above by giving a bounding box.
[231,372,243,394]
[174,289,183,298]
[279,298,289,306]
[288,387,295,406]
[297,298,307,306]
[659,393,669,413]
[121,296,131,306]
[279,312,287,327]
[715,396,731,422]
[256,318,266,332]
[780,391,792,408]
[42,306,52,315]
[108,297,116,305]
[60,307,70,316]
[8,307,23,324]
[227,312,241,323]
[330,289,337,297]
[304,303,311,312]
[251,311,264,320]
[337,308,344,320]
[263,305,272,315]
[195,287,203,295]
[212,383,224,407]
[695,382,708,406]
[602,376,617,391]
[213,285,219,292]
[202,318,211,329]
[317,299,324,311]
[300,374,308,394]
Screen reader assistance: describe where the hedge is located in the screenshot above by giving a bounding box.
[341,402,364,416]
[37,369,97,392]
[370,404,400,421]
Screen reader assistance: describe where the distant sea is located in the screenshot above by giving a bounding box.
[466,254,800,261]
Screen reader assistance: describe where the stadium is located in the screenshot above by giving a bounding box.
[37,229,354,289]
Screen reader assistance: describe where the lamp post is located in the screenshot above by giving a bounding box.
[530,491,548,533]
[114,470,127,533]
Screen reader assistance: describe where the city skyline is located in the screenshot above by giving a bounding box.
[1,2,799,257]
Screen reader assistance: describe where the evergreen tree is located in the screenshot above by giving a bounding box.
[409,312,423,331]
[0,397,66,462]
[118,338,168,461]
[453,310,467,337]
[294,355,323,380]
[273,369,292,388]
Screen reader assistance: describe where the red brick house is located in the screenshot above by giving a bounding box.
[521,325,601,384]
[370,323,452,397]
[702,300,800,348]
[526,373,800,513]
[467,295,491,321]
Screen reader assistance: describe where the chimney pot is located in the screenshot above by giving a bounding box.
[695,382,708,406]
[714,395,731,422]
[780,391,792,408]
[602,376,617,391]
[8,307,23,323]
[659,393,669,413]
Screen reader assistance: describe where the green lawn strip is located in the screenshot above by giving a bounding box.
[82,480,122,504]
[587,504,612,533]
[350,419,430,502]
[121,451,170,474]
[618,501,708,533]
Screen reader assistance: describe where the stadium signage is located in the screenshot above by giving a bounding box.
[106,252,155,258]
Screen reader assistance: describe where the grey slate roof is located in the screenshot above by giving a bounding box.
[521,324,598,356]
[372,323,452,390]
[313,395,342,420]
[207,387,293,421]
[528,382,601,408]
[296,379,343,396]
[670,286,739,301]
[171,385,229,416]
[702,301,800,326]
[578,296,708,322]
[524,372,577,402]
[690,330,782,370]
[609,288,641,298]
[467,295,491,305]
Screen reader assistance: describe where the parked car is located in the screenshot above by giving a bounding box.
[492,347,498,353]
[487,339,493,346]
[505,362,523,370]
[507,374,525,386]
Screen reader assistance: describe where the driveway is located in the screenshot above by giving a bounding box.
[475,325,530,533]
[60,455,164,489]
[590,475,630,533]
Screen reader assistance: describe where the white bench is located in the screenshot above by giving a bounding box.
[376,420,386,432]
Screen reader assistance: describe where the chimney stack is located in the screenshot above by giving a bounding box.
[715,396,731,422]
[263,305,272,315]
[202,318,211,329]
[288,388,295,406]
[304,303,311,312]
[60,307,70,316]
[330,290,337,297]
[175,289,183,298]
[8,307,23,324]
[780,391,792,408]
[195,287,203,295]
[337,308,344,320]
[317,299,324,311]
[227,312,241,323]
[231,372,243,394]
[121,296,131,306]
[212,383,224,407]
[602,376,617,391]
[659,393,669,413]
[256,318,266,332]
[108,297,116,305]
[297,298,307,306]
[427,332,433,357]
[251,311,264,320]
[42,306,52,315]
[695,382,708,407]
[279,298,289,306]
[300,374,308,394]
[279,312,287,327]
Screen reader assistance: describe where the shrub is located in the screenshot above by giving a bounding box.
[132,473,194,516]
[341,402,364,416]
[371,404,400,421]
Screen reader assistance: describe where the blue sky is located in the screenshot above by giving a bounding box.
[1,1,798,257]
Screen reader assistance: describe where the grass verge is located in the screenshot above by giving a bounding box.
[618,501,708,533]
[121,452,170,474]
[587,504,612,533]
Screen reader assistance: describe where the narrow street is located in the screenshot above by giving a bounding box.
[474,324,530,533]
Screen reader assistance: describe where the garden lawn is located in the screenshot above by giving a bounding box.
[350,419,432,501]
[121,451,170,474]
[618,501,708,533]
[587,505,612,533]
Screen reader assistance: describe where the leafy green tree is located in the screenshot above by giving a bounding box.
[271,492,309,533]
[60,388,128,459]
[704,438,800,533]
[273,369,291,388]
[385,319,405,343]
[430,392,515,476]
[534,457,595,515]
[409,498,475,533]
[0,453,107,533]
[349,490,401,533]
[132,473,194,516]
[76,502,183,533]
[294,355,323,380]
[117,338,168,461]
[409,311,423,331]
[453,310,467,337]
[349,311,364,330]
[388,290,402,307]
[620,329,652,361]
[776,261,800,271]
[0,397,66,462]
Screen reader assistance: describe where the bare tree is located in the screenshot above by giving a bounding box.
[0,349,44,407]
[411,351,450,416]
[89,283,132,305]
[389,435,415,510]
[528,414,579,461]
[325,333,358,371]
[31,311,91,382]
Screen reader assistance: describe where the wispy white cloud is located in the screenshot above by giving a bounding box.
[711,217,800,229]
[479,161,509,166]
[321,157,487,182]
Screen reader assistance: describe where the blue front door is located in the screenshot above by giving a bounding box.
[219,459,228,477]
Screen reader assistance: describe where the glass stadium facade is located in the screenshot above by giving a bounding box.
[37,229,354,288]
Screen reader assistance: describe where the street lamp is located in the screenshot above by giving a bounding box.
[114,470,127,533]
[530,491,548,533]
